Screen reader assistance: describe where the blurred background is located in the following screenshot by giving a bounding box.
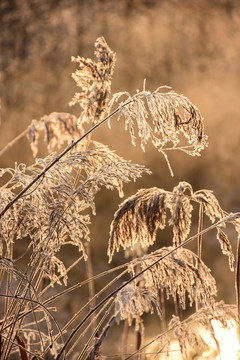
[1,0,240,353]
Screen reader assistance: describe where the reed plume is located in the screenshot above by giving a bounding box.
[70,36,116,126]
[108,85,208,176]
[108,182,237,268]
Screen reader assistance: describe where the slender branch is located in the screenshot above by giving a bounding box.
[0,129,28,158]
[56,213,239,360]
[196,203,204,312]
[0,101,133,219]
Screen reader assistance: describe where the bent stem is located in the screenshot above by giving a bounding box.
[85,313,117,360]
[236,235,240,337]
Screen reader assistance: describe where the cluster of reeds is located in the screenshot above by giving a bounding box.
[0,37,239,360]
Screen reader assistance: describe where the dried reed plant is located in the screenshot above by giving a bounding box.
[0,36,240,360]
[108,182,237,268]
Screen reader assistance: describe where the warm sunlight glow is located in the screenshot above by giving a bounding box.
[200,319,240,359]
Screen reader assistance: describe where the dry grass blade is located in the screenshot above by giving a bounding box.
[193,191,238,271]
[124,332,170,360]
[15,335,29,360]
[85,314,116,360]
[0,129,28,158]
[233,219,240,325]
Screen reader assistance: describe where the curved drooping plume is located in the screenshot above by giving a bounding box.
[108,182,235,270]
[108,86,208,157]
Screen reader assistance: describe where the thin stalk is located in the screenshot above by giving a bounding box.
[27,287,45,354]
[122,320,129,360]
[4,242,14,328]
[76,300,115,360]
[174,291,182,321]
[236,235,240,332]
[0,129,28,158]
[85,243,96,335]
[196,203,203,312]
[56,268,129,341]
[136,329,142,360]
[1,275,37,360]
[197,203,203,260]
[85,313,117,360]
[39,262,128,299]
[158,288,166,332]
[0,294,64,353]
[123,324,177,360]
